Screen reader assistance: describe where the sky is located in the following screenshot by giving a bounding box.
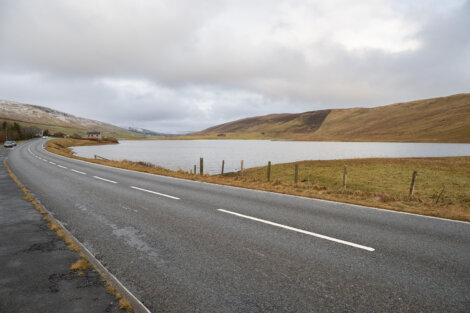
[0,0,469,133]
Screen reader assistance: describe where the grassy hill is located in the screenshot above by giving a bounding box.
[0,99,143,138]
[195,94,470,142]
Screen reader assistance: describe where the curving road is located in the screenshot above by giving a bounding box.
[6,139,470,312]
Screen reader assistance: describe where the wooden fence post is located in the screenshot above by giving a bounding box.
[200,158,204,175]
[241,160,244,176]
[194,165,196,175]
[221,160,225,176]
[267,161,271,181]
[409,171,418,198]
[294,163,299,184]
[343,165,348,190]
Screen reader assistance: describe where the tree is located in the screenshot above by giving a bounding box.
[12,122,21,136]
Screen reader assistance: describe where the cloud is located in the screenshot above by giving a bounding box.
[0,0,468,132]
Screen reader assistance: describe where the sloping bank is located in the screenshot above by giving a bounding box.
[47,138,470,222]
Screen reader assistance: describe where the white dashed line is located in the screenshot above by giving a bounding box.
[71,169,86,175]
[57,165,68,169]
[217,209,375,252]
[49,162,56,165]
[130,186,180,200]
[93,176,117,184]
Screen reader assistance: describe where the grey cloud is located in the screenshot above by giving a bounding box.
[0,0,468,132]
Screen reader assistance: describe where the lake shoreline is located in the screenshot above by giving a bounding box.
[47,138,470,222]
[71,139,470,174]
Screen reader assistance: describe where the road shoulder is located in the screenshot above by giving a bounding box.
[0,148,124,313]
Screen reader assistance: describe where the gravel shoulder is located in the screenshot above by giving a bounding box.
[0,147,124,313]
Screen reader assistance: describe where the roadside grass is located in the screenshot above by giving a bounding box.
[105,282,134,312]
[4,156,136,312]
[46,138,470,222]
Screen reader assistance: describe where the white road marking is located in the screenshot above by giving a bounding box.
[71,169,86,175]
[218,209,375,252]
[39,142,470,225]
[49,162,56,165]
[93,176,117,184]
[57,165,68,169]
[130,186,180,200]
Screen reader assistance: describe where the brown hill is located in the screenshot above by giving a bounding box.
[0,99,138,137]
[196,94,470,142]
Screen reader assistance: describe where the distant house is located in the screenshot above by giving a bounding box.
[87,131,102,139]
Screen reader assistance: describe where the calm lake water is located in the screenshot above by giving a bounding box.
[72,140,470,174]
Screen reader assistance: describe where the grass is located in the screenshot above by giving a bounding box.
[46,138,470,222]
[70,258,91,271]
[0,118,147,139]
[4,160,85,252]
[189,93,470,142]
[105,282,134,312]
[4,157,136,312]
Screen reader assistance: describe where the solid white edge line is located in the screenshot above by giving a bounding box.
[93,176,118,184]
[57,165,68,169]
[71,169,86,175]
[218,209,375,252]
[5,165,152,313]
[130,186,180,200]
[39,140,470,225]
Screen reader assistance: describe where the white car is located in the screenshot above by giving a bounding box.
[3,141,17,148]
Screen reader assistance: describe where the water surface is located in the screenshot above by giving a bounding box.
[72,140,470,174]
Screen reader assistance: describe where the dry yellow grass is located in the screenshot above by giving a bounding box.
[4,160,81,251]
[4,157,136,312]
[70,258,91,271]
[4,160,49,215]
[190,93,470,142]
[47,138,470,222]
[105,282,134,313]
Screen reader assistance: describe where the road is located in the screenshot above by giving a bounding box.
[6,139,470,312]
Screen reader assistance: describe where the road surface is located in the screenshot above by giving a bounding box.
[6,139,470,312]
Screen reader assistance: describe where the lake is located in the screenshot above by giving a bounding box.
[71,140,470,174]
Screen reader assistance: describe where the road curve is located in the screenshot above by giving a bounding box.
[6,139,470,312]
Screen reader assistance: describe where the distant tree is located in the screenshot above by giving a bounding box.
[12,122,21,137]
[52,131,67,138]
[43,129,50,136]
[1,121,7,130]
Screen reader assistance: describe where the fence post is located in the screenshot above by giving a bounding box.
[267,161,271,181]
[409,171,418,198]
[295,163,299,184]
[435,184,445,204]
[343,165,348,190]
[200,158,204,175]
[241,160,244,176]
[194,165,196,175]
[221,160,225,176]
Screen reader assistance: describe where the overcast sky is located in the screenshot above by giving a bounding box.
[0,0,469,133]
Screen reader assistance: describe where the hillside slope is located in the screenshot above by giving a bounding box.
[196,94,470,142]
[0,99,137,137]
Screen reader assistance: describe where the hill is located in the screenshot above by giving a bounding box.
[195,94,470,142]
[0,99,140,138]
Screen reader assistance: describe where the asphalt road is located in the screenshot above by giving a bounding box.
[6,139,470,312]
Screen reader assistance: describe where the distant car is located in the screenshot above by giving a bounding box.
[3,141,16,148]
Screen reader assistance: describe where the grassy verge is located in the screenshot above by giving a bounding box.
[3,159,135,313]
[46,138,470,222]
